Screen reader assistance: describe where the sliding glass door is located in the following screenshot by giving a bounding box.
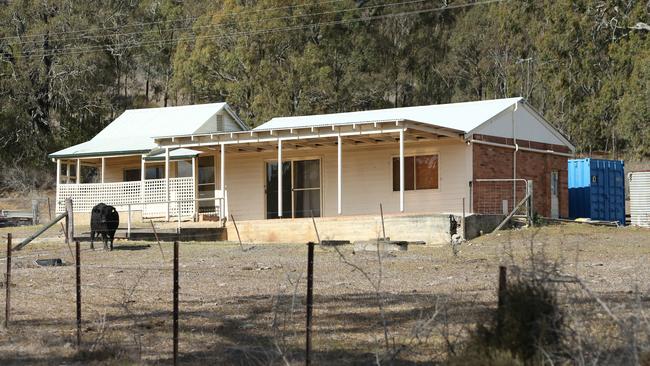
[266,159,321,219]
[265,161,292,219]
[198,156,216,213]
[292,160,321,218]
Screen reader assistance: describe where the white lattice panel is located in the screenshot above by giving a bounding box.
[56,177,197,219]
[141,178,196,218]
[170,177,196,217]
[143,179,168,217]
[57,181,142,213]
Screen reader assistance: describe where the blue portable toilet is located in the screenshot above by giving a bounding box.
[568,159,625,225]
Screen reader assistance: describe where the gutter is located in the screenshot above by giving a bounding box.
[513,103,518,203]
[469,139,574,157]
[48,149,152,160]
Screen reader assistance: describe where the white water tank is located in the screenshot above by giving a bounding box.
[629,171,650,227]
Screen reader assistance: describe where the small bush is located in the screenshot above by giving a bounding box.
[0,162,54,193]
[74,344,138,364]
[641,351,650,366]
[462,278,563,365]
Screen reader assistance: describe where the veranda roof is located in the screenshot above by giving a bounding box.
[50,102,244,159]
[144,148,202,161]
[152,97,533,152]
[255,97,524,132]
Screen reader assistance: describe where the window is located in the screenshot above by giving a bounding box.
[176,160,192,178]
[60,162,77,183]
[392,154,438,191]
[198,156,215,184]
[81,165,99,183]
[146,166,164,179]
[124,169,140,182]
[197,156,216,213]
[123,165,164,182]
[216,114,224,131]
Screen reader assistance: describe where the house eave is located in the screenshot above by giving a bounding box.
[153,120,465,149]
[48,149,152,160]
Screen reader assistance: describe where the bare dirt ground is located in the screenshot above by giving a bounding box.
[0,222,648,365]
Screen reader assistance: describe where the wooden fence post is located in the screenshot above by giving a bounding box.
[379,203,386,241]
[66,198,74,245]
[230,214,245,252]
[31,199,39,225]
[75,239,81,347]
[305,242,315,366]
[527,180,534,227]
[496,265,507,341]
[5,233,12,328]
[461,197,466,240]
[173,240,179,366]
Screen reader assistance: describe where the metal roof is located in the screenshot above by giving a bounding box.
[145,148,202,161]
[50,103,241,159]
[255,97,523,133]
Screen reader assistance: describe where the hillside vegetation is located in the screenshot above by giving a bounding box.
[0,0,648,189]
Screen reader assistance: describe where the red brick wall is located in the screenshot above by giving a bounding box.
[472,143,569,218]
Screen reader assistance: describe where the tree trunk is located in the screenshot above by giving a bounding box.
[145,69,150,102]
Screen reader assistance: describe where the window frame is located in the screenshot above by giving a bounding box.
[263,156,323,219]
[175,159,193,178]
[123,168,141,182]
[122,164,166,182]
[391,153,439,192]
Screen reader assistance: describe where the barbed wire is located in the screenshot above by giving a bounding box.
[0,0,351,41]
[10,0,507,59]
[4,0,436,47]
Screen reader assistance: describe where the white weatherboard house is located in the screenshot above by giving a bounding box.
[51,97,575,244]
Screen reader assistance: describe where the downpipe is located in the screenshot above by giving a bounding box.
[512,102,518,207]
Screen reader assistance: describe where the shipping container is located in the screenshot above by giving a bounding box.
[568,159,625,224]
[628,171,650,228]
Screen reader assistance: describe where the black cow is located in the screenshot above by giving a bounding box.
[90,203,119,251]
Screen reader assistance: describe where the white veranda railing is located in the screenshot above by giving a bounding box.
[55,178,223,219]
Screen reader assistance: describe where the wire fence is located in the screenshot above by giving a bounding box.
[0,228,492,364]
[1,213,649,365]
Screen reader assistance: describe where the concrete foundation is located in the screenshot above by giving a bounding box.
[225,213,500,245]
[226,213,451,245]
[69,210,502,245]
[463,214,505,239]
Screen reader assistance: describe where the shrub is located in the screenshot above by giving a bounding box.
[458,278,563,365]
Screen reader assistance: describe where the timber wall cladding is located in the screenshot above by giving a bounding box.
[472,143,568,218]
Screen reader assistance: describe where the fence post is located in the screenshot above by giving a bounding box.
[496,265,507,341]
[66,198,74,245]
[527,180,534,226]
[305,242,315,366]
[75,239,81,347]
[379,203,386,241]
[177,201,181,233]
[230,214,245,252]
[461,197,466,240]
[5,233,11,328]
[31,199,39,225]
[127,204,132,239]
[173,240,179,366]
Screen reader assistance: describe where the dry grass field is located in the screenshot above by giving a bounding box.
[0,222,648,365]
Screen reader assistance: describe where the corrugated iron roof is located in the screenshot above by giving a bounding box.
[145,148,202,161]
[255,97,523,133]
[50,103,234,158]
